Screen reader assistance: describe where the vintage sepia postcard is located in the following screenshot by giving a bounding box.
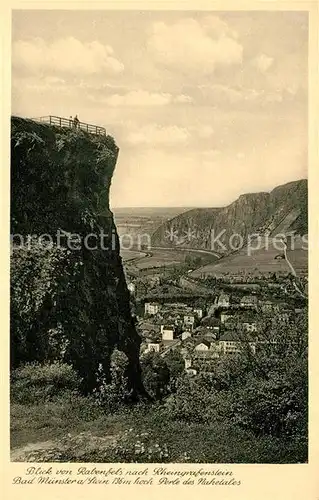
[1,1,319,499]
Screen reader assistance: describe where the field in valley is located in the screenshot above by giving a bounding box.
[115,208,308,278]
[121,248,219,277]
[132,249,189,270]
[191,237,308,278]
[120,249,147,261]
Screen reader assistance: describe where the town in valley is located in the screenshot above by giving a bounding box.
[116,207,308,376]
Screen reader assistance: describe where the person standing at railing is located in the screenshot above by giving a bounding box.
[69,116,73,127]
[73,114,79,129]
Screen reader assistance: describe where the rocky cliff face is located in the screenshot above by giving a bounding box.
[151,180,307,253]
[10,116,145,396]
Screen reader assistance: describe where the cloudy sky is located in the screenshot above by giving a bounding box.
[12,10,308,208]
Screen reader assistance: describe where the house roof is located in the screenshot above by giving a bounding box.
[162,324,175,330]
[219,332,240,342]
[162,339,178,347]
[196,326,215,335]
[261,299,276,305]
[195,339,211,348]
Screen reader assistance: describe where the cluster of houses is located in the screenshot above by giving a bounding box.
[139,290,297,374]
[144,301,203,330]
[141,316,258,375]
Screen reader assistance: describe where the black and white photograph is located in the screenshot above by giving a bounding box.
[10,8,309,466]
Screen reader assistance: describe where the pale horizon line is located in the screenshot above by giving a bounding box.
[111,177,307,210]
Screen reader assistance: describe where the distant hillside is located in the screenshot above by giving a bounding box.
[151,179,308,253]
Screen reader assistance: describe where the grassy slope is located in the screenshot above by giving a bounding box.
[11,396,306,463]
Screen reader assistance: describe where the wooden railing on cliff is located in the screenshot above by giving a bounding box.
[31,115,106,136]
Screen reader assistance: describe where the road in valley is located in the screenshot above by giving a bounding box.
[150,246,221,259]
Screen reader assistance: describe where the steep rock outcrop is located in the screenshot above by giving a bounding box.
[151,180,307,253]
[10,116,146,396]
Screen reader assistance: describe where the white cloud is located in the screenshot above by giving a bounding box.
[198,83,289,107]
[201,149,222,160]
[12,37,124,76]
[42,76,65,85]
[265,92,283,103]
[105,90,172,106]
[202,15,239,39]
[286,84,298,96]
[102,90,193,107]
[123,122,216,146]
[200,84,265,104]
[78,80,129,91]
[252,53,274,73]
[147,17,243,75]
[127,124,190,145]
[244,89,263,101]
[175,94,193,104]
[200,84,242,103]
[12,75,73,94]
[196,125,215,138]
[237,152,245,159]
